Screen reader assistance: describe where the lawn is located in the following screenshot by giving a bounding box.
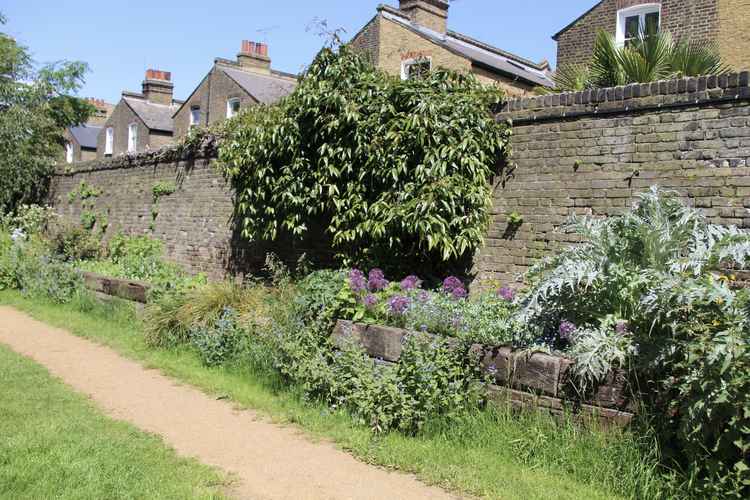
[0,340,228,499]
[0,290,666,500]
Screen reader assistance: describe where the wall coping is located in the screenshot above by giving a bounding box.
[499,71,750,123]
[56,134,218,176]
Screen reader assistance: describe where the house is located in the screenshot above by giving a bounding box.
[553,0,750,71]
[62,98,114,164]
[97,70,182,158]
[172,41,298,139]
[349,1,554,95]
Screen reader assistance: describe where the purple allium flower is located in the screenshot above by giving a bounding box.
[368,268,389,291]
[558,320,577,341]
[451,286,468,300]
[442,276,464,294]
[417,290,430,303]
[615,320,630,335]
[363,294,378,309]
[348,269,367,293]
[387,295,412,315]
[497,286,516,302]
[400,275,422,291]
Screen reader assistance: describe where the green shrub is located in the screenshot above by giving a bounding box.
[0,229,13,290]
[47,222,101,261]
[220,46,510,273]
[9,236,84,303]
[189,307,244,367]
[518,187,750,497]
[108,232,163,262]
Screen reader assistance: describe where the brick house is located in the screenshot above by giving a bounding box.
[553,0,750,70]
[172,41,297,139]
[62,98,114,164]
[349,1,553,96]
[97,70,182,158]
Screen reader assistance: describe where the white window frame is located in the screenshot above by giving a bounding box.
[400,56,432,81]
[616,3,661,47]
[65,142,74,163]
[190,106,200,127]
[226,98,241,119]
[127,123,138,153]
[105,127,114,155]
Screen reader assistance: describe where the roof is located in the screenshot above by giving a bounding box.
[122,96,180,132]
[221,67,297,105]
[552,1,604,40]
[69,125,101,150]
[379,6,553,88]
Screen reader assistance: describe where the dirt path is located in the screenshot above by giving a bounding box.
[0,306,456,500]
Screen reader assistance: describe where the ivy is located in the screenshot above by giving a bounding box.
[218,47,511,273]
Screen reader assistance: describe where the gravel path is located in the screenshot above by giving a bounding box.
[0,306,456,500]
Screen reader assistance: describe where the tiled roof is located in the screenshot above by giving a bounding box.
[380,7,554,88]
[123,97,180,132]
[69,125,102,150]
[221,67,297,105]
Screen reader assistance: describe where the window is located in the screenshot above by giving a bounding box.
[105,127,114,155]
[226,98,241,119]
[617,4,660,47]
[127,123,138,153]
[401,57,432,80]
[65,143,74,163]
[190,106,200,127]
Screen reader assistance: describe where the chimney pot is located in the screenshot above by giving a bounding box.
[237,40,271,74]
[142,69,174,105]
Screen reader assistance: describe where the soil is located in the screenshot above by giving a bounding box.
[0,306,456,500]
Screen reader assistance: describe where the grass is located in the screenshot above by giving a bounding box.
[0,289,669,500]
[0,341,228,499]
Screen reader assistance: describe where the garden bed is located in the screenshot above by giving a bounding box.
[333,320,636,426]
[81,271,150,304]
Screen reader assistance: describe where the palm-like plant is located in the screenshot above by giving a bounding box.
[551,30,731,92]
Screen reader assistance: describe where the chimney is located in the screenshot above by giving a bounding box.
[142,69,174,105]
[237,40,272,74]
[399,0,450,34]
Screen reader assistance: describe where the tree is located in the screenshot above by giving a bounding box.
[0,13,94,213]
[549,30,731,92]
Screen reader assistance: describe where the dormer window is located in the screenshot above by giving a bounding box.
[401,57,432,80]
[127,123,138,153]
[226,98,241,119]
[617,4,660,47]
[190,106,201,128]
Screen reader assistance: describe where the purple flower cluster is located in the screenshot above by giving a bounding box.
[387,295,412,316]
[368,268,389,291]
[363,294,378,309]
[615,320,630,335]
[348,269,367,293]
[558,320,577,341]
[497,286,516,302]
[400,275,422,291]
[442,276,468,300]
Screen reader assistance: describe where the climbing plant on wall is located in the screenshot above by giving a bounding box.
[218,46,511,272]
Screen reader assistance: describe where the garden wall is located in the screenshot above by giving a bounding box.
[50,72,750,283]
[474,72,750,284]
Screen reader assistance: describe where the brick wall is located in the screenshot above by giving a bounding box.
[49,145,333,279]
[718,0,750,70]
[473,72,750,284]
[556,0,722,69]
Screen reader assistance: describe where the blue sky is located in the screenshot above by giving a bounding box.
[3,0,595,103]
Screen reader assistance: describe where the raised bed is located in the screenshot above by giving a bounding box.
[332,320,636,426]
[81,271,151,304]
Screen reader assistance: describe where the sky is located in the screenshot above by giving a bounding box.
[2,0,596,104]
